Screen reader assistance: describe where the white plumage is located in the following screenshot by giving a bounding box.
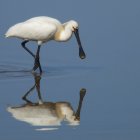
[5,16,86,73]
[7,72,86,130]
[7,102,79,127]
[5,17,61,44]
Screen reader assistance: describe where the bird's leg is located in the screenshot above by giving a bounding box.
[22,73,42,105]
[22,84,36,104]
[35,75,43,104]
[21,40,35,58]
[32,45,42,73]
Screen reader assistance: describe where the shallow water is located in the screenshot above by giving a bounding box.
[0,63,92,139]
[0,61,140,140]
[0,0,140,139]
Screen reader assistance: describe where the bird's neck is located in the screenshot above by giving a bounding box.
[54,24,73,42]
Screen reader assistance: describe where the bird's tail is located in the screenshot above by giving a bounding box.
[5,30,12,38]
[5,34,9,38]
[5,26,17,38]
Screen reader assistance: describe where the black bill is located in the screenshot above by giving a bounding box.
[74,29,86,59]
[74,88,86,121]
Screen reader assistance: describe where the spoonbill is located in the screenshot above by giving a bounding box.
[5,16,86,73]
[7,74,86,129]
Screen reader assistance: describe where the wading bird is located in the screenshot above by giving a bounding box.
[5,16,86,73]
[7,74,86,130]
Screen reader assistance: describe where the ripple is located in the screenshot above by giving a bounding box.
[0,63,32,80]
[44,65,101,78]
[0,62,101,80]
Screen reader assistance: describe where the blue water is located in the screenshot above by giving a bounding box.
[0,0,140,139]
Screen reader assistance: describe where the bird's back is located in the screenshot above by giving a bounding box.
[5,16,62,42]
[7,103,61,126]
[25,16,61,25]
[7,101,78,126]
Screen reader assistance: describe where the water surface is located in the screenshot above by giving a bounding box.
[0,0,140,140]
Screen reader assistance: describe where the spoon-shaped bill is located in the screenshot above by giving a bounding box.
[74,29,86,59]
[80,88,86,100]
[74,88,86,121]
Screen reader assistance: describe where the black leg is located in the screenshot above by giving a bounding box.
[22,84,36,104]
[21,40,35,58]
[32,45,42,73]
[22,73,42,104]
[35,75,43,103]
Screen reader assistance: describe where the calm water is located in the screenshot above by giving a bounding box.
[0,0,140,140]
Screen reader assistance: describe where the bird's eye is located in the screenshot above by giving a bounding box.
[72,27,78,31]
[72,27,75,30]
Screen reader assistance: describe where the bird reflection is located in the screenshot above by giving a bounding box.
[7,74,86,130]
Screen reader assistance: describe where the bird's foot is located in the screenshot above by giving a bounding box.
[32,56,39,70]
[35,55,40,64]
[32,56,42,73]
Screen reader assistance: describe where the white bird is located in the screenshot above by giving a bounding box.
[5,16,86,73]
[7,74,86,129]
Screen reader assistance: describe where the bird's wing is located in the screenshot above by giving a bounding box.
[6,20,57,42]
[25,16,61,25]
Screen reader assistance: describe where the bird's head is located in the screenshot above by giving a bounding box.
[67,20,86,59]
[68,20,79,32]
